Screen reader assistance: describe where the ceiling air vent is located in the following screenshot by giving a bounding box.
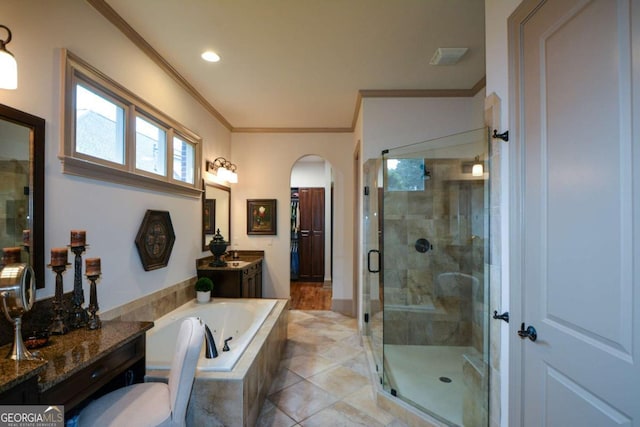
[429,48,468,65]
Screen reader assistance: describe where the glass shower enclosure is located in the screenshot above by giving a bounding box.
[363,128,490,426]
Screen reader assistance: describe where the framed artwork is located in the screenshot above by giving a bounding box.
[134,210,176,271]
[247,199,277,235]
[202,199,215,234]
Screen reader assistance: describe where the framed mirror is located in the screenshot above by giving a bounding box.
[0,104,45,289]
[202,180,231,251]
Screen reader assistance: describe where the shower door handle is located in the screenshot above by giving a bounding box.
[367,249,380,273]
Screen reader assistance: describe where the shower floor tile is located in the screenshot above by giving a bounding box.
[384,345,473,426]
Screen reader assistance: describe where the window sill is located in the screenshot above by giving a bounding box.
[59,155,202,199]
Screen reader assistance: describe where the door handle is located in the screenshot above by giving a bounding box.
[367,249,380,273]
[517,322,537,342]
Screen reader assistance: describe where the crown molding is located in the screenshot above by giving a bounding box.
[232,127,353,134]
[351,77,486,130]
[86,0,233,131]
[87,0,485,134]
[359,78,486,99]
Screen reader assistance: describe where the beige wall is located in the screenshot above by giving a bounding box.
[3,0,231,311]
[361,94,485,161]
[230,132,355,302]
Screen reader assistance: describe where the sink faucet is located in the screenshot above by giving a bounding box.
[204,324,218,358]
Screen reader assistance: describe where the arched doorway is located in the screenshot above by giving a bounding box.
[289,155,334,309]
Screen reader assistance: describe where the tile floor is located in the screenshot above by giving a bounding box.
[255,309,409,426]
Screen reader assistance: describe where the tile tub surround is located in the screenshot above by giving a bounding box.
[146,299,288,427]
[256,310,442,427]
[101,277,195,322]
[0,277,194,347]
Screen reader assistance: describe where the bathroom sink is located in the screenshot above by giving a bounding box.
[227,260,250,268]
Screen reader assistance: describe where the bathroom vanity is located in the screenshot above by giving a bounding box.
[0,321,152,414]
[196,251,263,298]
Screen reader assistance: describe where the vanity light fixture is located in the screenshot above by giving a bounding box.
[201,50,220,63]
[0,25,17,89]
[472,156,484,177]
[206,157,238,183]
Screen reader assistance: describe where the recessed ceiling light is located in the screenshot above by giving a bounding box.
[201,51,220,63]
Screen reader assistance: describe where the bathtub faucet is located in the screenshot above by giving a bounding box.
[223,337,233,352]
[204,324,218,358]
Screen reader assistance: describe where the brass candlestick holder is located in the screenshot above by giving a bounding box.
[49,263,70,335]
[70,245,88,329]
[86,273,101,330]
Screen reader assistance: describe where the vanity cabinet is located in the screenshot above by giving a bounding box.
[0,375,40,404]
[38,334,146,412]
[0,321,152,418]
[196,252,264,298]
[241,261,262,298]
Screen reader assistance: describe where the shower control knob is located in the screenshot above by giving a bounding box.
[415,238,432,253]
[517,323,537,342]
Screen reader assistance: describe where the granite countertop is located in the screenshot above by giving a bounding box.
[0,321,153,394]
[0,357,47,394]
[196,256,263,271]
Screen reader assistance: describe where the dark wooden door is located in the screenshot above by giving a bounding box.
[298,187,324,281]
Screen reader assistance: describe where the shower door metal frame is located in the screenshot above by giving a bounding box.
[378,128,491,426]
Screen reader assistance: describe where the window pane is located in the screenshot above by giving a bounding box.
[75,84,125,164]
[386,158,426,191]
[135,116,166,176]
[173,136,195,184]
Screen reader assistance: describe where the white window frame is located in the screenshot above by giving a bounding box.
[61,49,202,198]
[134,111,169,179]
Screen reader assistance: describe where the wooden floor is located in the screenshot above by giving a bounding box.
[289,281,332,310]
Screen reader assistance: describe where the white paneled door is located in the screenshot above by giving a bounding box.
[510,0,640,425]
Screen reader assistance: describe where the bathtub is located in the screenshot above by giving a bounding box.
[145,298,288,426]
[146,298,276,372]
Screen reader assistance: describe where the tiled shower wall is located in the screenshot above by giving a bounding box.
[382,159,486,351]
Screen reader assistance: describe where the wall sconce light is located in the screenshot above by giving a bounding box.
[472,156,484,177]
[0,25,17,90]
[206,157,238,183]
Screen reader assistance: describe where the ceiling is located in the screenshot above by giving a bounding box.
[100,0,485,131]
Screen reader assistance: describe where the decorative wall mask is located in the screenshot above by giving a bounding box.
[134,210,175,271]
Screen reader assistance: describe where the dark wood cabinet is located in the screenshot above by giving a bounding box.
[39,335,146,412]
[196,255,264,298]
[0,321,151,420]
[241,261,262,298]
[0,376,39,404]
[298,187,325,281]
